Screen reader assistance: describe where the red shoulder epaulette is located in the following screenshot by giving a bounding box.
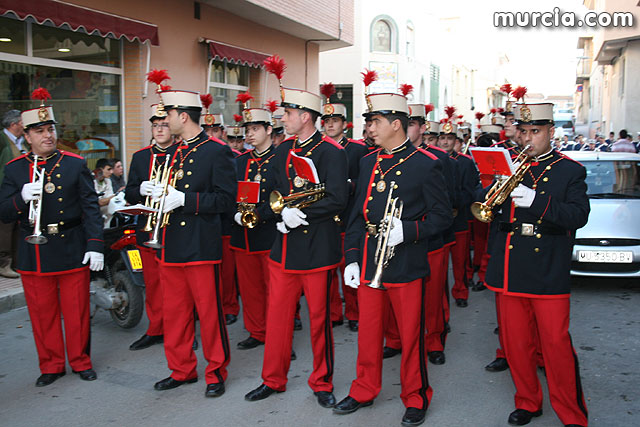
[417,148,438,161]
[208,136,227,146]
[133,145,154,155]
[231,148,243,157]
[348,138,367,147]
[558,152,585,167]
[6,153,28,165]
[363,147,382,158]
[458,152,473,160]
[322,135,344,150]
[59,150,85,160]
[426,144,447,154]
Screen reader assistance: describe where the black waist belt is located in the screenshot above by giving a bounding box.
[21,217,82,235]
[498,222,566,236]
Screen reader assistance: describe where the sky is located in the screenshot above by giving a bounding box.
[432,0,593,96]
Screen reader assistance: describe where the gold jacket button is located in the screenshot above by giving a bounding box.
[509,231,515,236]
[189,159,194,164]
[303,229,308,234]
[56,173,61,178]
[536,233,542,239]
[534,247,540,252]
[187,171,192,176]
[543,177,549,182]
[180,221,186,226]
[60,234,65,238]
[57,185,62,190]
[58,197,63,202]
[368,196,373,201]
[396,170,402,175]
[508,244,513,249]
[184,184,190,189]
[59,210,64,214]
[59,221,64,225]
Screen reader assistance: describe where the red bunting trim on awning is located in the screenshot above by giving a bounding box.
[0,0,159,45]
[207,40,268,68]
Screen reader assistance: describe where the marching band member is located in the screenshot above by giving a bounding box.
[0,89,103,386]
[124,101,176,351]
[245,55,348,408]
[320,82,369,332]
[484,102,589,427]
[152,89,236,398]
[334,79,451,426]
[230,96,278,350]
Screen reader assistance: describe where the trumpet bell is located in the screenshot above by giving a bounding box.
[25,234,48,245]
[143,239,164,249]
[470,201,494,223]
[269,191,285,215]
[241,211,258,229]
[366,278,386,290]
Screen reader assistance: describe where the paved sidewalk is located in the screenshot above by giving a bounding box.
[0,276,24,314]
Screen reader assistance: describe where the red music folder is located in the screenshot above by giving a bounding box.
[469,147,514,177]
[291,153,320,184]
[237,181,260,203]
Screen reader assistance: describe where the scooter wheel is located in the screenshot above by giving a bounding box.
[109,271,144,329]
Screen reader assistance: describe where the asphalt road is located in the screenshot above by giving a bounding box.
[0,276,638,427]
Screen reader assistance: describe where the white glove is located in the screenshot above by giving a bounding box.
[511,184,536,208]
[344,262,360,289]
[281,207,308,229]
[21,181,43,203]
[234,212,243,226]
[150,184,165,201]
[139,180,155,197]
[276,221,289,234]
[162,185,185,213]
[387,216,404,247]
[82,251,104,271]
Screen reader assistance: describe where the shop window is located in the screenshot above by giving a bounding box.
[208,60,249,127]
[0,16,122,160]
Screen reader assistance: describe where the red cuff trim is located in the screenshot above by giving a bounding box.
[415,221,419,240]
[12,196,20,212]
[196,193,200,214]
[345,247,358,252]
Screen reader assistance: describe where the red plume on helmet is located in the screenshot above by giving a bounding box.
[424,104,434,115]
[146,69,170,85]
[265,100,278,113]
[31,87,52,104]
[475,112,485,121]
[490,108,497,114]
[233,114,243,123]
[320,83,336,102]
[512,86,527,101]
[497,107,505,113]
[457,114,463,119]
[500,83,513,95]
[399,83,413,97]
[235,92,254,108]
[159,84,172,92]
[200,94,213,110]
[346,122,354,129]
[263,55,287,81]
[361,69,378,87]
[444,106,456,119]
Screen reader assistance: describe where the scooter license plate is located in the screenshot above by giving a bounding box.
[127,249,143,272]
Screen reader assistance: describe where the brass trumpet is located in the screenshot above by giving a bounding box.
[470,144,532,223]
[269,184,325,215]
[238,201,258,228]
[142,154,160,232]
[144,156,177,249]
[368,181,403,290]
[26,155,48,245]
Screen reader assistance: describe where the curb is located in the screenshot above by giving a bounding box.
[0,288,26,314]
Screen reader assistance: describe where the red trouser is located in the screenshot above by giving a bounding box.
[472,219,489,269]
[233,250,269,342]
[385,248,447,352]
[500,295,588,426]
[442,244,452,324]
[21,269,92,374]
[139,247,163,336]
[450,230,471,300]
[329,268,343,323]
[262,262,334,392]
[221,236,239,316]
[160,263,230,384]
[494,292,505,359]
[350,279,432,409]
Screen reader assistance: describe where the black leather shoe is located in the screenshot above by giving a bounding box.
[154,376,197,391]
[193,338,199,350]
[333,396,374,414]
[332,319,344,328]
[402,407,427,426]
[428,351,445,365]
[237,336,264,350]
[472,281,487,291]
[508,408,542,426]
[445,322,451,333]
[291,349,297,360]
[494,326,499,335]
[129,334,163,351]
[35,372,65,387]
[205,382,225,398]
[383,346,401,359]
[314,391,336,408]
[294,318,302,330]
[73,369,97,381]
[485,357,509,372]
[225,314,237,325]
[455,298,468,307]
[348,320,358,332]
[245,384,283,401]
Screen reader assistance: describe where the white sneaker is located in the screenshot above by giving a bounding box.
[0,265,19,278]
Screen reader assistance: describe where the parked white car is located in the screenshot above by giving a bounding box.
[563,151,640,277]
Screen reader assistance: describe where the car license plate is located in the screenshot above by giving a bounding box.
[577,250,633,263]
[127,249,143,271]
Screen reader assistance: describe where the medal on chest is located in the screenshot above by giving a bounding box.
[293,175,305,188]
[376,180,386,193]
